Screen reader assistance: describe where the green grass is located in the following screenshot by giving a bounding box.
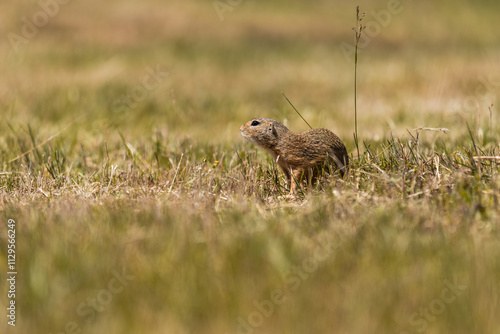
[1,0,500,333]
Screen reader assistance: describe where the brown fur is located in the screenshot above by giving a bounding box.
[240,118,349,194]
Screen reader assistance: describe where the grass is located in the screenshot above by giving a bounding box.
[353,5,366,158]
[1,0,500,333]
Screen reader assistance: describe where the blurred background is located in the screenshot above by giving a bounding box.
[1,0,499,145]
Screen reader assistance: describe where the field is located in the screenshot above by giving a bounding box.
[1,0,500,333]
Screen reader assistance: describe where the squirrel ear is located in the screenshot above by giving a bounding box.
[269,123,278,136]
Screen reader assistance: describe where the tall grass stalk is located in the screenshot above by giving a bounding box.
[353,6,366,158]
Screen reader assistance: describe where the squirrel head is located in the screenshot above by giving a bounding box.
[240,118,288,149]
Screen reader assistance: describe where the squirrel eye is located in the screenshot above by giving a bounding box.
[251,120,260,126]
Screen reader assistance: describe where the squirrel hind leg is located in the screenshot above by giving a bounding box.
[289,169,305,195]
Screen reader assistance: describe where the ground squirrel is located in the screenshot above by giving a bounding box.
[240,118,349,195]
